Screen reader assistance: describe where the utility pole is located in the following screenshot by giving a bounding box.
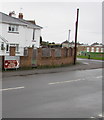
[74,8,79,65]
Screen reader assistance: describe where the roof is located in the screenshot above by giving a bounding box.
[62,40,70,44]
[0,12,42,29]
[18,18,42,29]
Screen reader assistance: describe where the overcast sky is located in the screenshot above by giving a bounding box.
[0,2,102,45]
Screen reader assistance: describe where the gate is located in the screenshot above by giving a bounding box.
[32,49,37,67]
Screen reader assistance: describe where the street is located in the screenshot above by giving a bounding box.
[2,64,103,118]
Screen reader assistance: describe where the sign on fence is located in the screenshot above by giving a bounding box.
[4,56,20,69]
[4,60,19,69]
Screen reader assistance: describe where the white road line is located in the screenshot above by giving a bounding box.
[90,117,95,118]
[82,62,89,65]
[96,76,102,79]
[0,86,25,91]
[48,79,85,85]
[98,113,104,117]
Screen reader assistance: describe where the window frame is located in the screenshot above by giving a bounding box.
[1,42,5,50]
[8,24,19,33]
[6,44,9,52]
[96,47,99,52]
[6,44,19,53]
[91,47,94,52]
[87,47,90,52]
[32,29,36,42]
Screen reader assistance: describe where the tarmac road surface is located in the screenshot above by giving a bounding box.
[2,68,103,118]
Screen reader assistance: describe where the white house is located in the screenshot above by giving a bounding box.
[0,12,42,57]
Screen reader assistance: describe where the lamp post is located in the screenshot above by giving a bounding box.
[74,8,79,65]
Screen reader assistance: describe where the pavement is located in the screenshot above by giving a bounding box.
[2,58,103,78]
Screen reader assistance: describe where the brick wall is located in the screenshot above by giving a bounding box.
[20,47,74,68]
[77,46,87,55]
[77,45,104,54]
[20,48,33,68]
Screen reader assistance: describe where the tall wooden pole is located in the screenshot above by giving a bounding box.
[74,8,79,65]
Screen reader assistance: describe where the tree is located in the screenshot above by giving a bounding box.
[52,42,55,44]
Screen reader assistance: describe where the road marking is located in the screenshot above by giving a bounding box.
[82,62,89,65]
[48,79,85,85]
[0,86,25,91]
[96,76,102,79]
[98,113,104,117]
[90,117,95,118]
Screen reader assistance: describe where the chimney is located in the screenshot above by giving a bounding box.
[18,13,23,19]
[9,11,16,17]
[9,12,12,16]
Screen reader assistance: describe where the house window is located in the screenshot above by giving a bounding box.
[96,47,99,52]
[6,44,19,52]
[1,42,5,50]
[8,25,19,32]
[16,44,19,52]
[101,48,104,53]
[33,29,35,40]
[32,29,36,42]
[87,47,89,52]
[6,44,9,52]
[91,47,94,52]
[32,44,35,48]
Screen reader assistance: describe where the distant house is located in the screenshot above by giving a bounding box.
[62,40,70,48]
[78,43,104,55]
[62,40,80,48]
[77,44,89,55]
[0,12,42,57]
[87,43,104,53]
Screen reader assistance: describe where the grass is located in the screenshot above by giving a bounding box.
[77,55,104,60]
[78,52,104,60]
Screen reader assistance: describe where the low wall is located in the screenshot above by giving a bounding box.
[20,47,74,68]
[37,48,74,66]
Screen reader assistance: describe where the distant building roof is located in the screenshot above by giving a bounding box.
[0,12,42,29]
[62,40,70,44]
[91,42,103,46]
[18,18,42,29]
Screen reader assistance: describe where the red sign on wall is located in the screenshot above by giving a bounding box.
[4,60,19,69]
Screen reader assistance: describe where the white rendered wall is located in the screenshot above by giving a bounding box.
[34,29,41,48]
[0,22,41,56]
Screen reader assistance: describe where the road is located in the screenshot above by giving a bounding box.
[2,66,103,118]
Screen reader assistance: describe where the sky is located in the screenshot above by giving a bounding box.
[0,1,102,45]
